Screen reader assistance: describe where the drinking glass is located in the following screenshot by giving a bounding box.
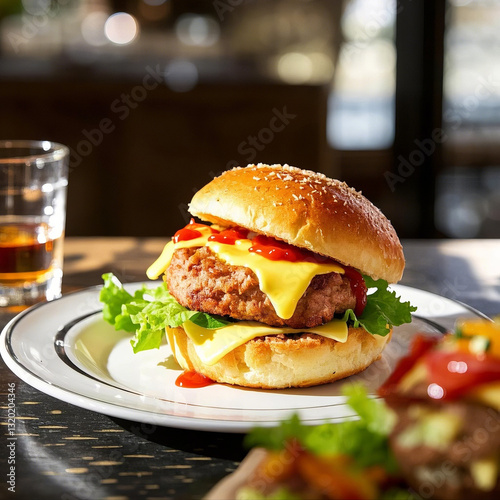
[0,140,69,310]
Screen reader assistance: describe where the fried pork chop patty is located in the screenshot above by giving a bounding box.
[166,246,356,329]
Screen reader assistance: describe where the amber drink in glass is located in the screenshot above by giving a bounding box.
[0,141,69,309]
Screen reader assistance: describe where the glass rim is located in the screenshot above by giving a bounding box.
[0,140,69,164]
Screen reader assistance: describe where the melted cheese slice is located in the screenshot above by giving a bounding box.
[147,228,344,320]
[181,318,348,365]
[206,239,343,319]
[146,233,210,281]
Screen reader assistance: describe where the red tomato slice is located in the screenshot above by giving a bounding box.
[424,350,500,400]
[378,334,439,397]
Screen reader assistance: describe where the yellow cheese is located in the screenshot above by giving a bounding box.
[397,360,428,393]
[459,319,500,359]
[146,227,344,320]
[206,239,344,319]
[470,457,498,491]
[469,382,500,412]
[183,318,348,365]
[146,241,175,280]
[146,226,214,280]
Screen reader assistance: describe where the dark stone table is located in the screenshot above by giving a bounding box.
[1,238,499,499]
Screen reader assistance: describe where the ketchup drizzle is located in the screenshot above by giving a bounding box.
[341,266,368,317]
[175,370,214,388]
[208,227,249,245]
[173,228,202,243]
[172,219,218,244]
[248,235,329,263]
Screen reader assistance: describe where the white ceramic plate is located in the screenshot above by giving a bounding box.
[0,284,488,433]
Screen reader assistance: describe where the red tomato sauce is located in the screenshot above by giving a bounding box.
[248,235,330,263]
[340,266,367,317]
[173,227,202,243]
[172,219,218,243]
[208,227,249,245]
[175,370,214,388]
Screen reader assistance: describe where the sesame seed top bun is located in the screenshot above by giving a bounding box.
[189,164,405,283]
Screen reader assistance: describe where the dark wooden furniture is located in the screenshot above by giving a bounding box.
[0,66,329,237]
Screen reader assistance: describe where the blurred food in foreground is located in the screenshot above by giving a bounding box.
[380,319,500,500]
[217,319,500,500]
[235,385,410,500]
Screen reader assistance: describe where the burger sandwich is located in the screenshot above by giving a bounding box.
[101,163,416,389]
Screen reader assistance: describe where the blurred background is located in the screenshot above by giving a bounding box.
[0,0,499,239]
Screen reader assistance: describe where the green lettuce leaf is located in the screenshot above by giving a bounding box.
[245,384,398,473]
[100,273,147,333]
[343,382,395,436]
[244,413,307,452]
[99,273,230,353]
[100,271,416,353]
[342,276,417,336]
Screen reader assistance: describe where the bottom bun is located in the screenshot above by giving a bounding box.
[166,326,392,389]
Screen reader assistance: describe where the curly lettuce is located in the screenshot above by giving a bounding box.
[100,273,416,353]
[342,276,417,337]
[100,273,230,353]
